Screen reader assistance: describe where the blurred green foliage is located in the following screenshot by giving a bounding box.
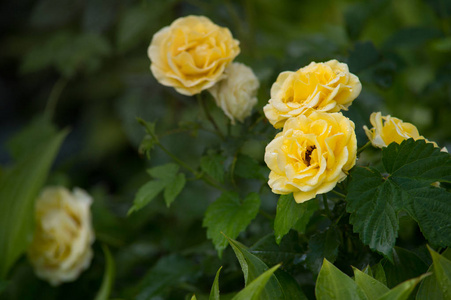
[0,0,450,299]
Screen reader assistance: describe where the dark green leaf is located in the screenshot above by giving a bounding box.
[203,193,260,255]
[316,259,367,300]
[200,153,225,183]
[416,248,451,300]
[209,267,222,300]
[353,267,389,300]
[372,262,387,286]
[164,173,186,207]
[377,273,430,300]
[94,245,115,300]
[306,227,341,275]
[0,128,67,279]
[381,247,428,288]
[232,265,281,300]
[274,194,317,244]
[427,246,451,299]
[135,255,198,300]
[128,180,166,215]
[234,154,264,180]
[226,237,283,300]
[346,139,451,257]
[275,269,308,300]
[348,41,380,73]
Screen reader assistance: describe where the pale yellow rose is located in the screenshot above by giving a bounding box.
[263,60,362,129]
[28,187,95,286]
[208,62,259,124]
[265,111,357,203]
[148,15,240,96]
[363,112,442,149]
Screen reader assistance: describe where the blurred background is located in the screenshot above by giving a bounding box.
[0,0,450,299]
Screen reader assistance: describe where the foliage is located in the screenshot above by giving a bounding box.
[0,0,450,299]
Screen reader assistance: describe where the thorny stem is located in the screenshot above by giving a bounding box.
[197,93,225,140]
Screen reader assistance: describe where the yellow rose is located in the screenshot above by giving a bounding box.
[363,112,440,148]
[263,60,362,128]
[265,111,357,203]
[208,62,259,124]
[28,187,95,286]
[148,15,240,96]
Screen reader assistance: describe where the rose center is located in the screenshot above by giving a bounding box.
[304,145,316,167]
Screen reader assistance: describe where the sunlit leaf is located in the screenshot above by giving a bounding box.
[232,264,281,300]
[353,267,389,300]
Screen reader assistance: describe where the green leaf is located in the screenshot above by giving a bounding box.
[191,295,198,300]
[226,236,283,300]
[234,154,264,180]
[316,259,367,300]
[346,139,451,257]
[377,273,430,300]
[381,247,428,288]
[203,192,260,255]
[274,194,317,244]
[147,163,179,181]
[275,269,308,300]
[0,280,8,294]
[128,180,166,215]
[232,264,281,300]
[6,116,57,160]
[372,262,387,286]
[200,153,225,183]
[94,245,115,300]
[353,267,389,300]
[135,255,198,300]
[164,173,186,207]
[0,128,67,279]
[306,227,341,275]
[416,248,451,300]
[428,246,451,299]
[209,267,222,300]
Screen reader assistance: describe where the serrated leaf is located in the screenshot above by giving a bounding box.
[128,180,166,215]
[147,163,179,181]
[164,173,186,207]
[200,153,225,183]
[377,273,430,300]
[353,267,389,300]
[0,128,67,279]
[203,193,260,255]
[274,194,317,244]
[416,248,451,300]
[306,227,341,275]
[209,267,222,300]
[381,247,428,288]
[428,246,451,299]
[94,245,115,300]
[234,154,264,180]
[316,259,367,300]
[232,264,281,300]
[346,139,451,257]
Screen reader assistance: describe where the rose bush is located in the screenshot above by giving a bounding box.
[263,60,361,128]
[264,111,357,203]
[28,187,95,286]
[208,62,259,124]
[363,112,440,149]
[147,15,240,96]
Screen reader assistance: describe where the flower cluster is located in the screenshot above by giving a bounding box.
[264,60,360,203]
[148,15,259,124]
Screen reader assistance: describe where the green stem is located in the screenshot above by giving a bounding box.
[197,93,225,140]
[357,141,372,156]
[44,78,68,120]
[331,190,346,199]
[322,194,332,219]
